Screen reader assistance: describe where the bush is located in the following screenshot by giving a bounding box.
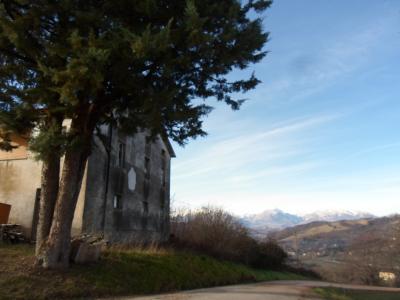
[253,240,288,269]
[170,206,287,269]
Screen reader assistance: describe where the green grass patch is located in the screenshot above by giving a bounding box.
[314,287,400,300]
[0,244,305,300]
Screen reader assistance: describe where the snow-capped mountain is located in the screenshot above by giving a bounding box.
[241,209,302,230]
[301,210,375,223]
[241,209,375,231]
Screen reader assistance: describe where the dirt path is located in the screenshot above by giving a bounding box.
[108,280,400,300]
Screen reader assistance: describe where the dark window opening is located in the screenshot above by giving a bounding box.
[144,157,150,179]
[143,180,150,199]
[161,149,166,187]
[145,136,152,155]
[118,142,125,167]
[160,188,165,209]
[142,201,149,214]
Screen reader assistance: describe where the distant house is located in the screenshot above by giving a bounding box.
[379,271,396,282]
[0,125,175,243]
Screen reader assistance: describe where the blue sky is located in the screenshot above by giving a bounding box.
[171,0,400,216]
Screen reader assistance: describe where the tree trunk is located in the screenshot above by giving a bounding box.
[39,141,90,269]
[35,153,60,256]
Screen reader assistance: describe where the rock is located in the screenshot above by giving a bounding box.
[70,235,107,264]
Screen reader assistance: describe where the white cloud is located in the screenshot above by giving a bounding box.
[173,114,338,180]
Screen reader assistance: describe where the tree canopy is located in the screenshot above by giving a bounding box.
[0,0,270,150]
[0,0,271,269]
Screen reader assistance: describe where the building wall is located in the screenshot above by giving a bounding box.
[0,158,41,237]
[82,128,172,243]
[0,140,88,238]
[0,127,173,243]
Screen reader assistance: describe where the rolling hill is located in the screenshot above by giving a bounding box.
[270,215,400,285]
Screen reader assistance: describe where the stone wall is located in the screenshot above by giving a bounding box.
[82,127,172,243]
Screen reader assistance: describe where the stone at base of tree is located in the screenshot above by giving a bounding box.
[70,235,107,264]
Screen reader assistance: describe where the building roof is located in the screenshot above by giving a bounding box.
[160,134,176,158]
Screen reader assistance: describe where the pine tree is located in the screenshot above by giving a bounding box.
[0,0,271,268]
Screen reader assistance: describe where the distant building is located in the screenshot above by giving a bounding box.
[0,125,175,243]
[379,272,396,282]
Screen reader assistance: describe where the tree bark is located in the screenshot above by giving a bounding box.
[36,106,97,269]
[35,153,60,256]
[39,143,90,269]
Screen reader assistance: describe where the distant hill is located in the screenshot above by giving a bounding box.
[270,215,400,285]
[240,209,375,235]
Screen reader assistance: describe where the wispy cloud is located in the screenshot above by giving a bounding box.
[173,114,338,181]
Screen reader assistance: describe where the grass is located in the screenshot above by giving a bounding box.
[314,287,400,300]
[0,244,305,300]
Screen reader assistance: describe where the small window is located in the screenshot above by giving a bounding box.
[160,188,165,209]
[145,136,152,157]
[118,142,125,167]
[113,195,122,209]
[143,180,150,199]
[161,150,166,187]
[142,201,149,214]
[144,157,150,179]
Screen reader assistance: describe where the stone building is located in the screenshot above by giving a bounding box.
[0,126,175,243]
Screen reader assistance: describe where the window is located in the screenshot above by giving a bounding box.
[142,201,149,214]
[161,149,167,187]
[160,188,166,209]
[144,157,151,179]
[118,142,125,167]
[143,179,150,199]
[145,136,152,156]
[113,195,122,209]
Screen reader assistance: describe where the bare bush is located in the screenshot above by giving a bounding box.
[170,206,287,269]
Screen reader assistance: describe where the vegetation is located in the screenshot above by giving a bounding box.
[171,207,288,269]
[0,0,271,268]
[314,287,400,300]
[0,244,305,300]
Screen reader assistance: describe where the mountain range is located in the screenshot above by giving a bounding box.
[240,209,375,232]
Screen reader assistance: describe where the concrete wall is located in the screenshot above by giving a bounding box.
[82,128,172,243]
[0,158,41,237]
[0,152,87,238]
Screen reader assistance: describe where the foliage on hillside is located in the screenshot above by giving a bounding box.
[0,244,305,300]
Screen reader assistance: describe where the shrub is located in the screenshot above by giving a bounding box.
[252,240,288,269]
[170,206,287,269]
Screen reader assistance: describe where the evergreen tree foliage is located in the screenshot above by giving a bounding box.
[0,0,272,268]
[0,0,271,148]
